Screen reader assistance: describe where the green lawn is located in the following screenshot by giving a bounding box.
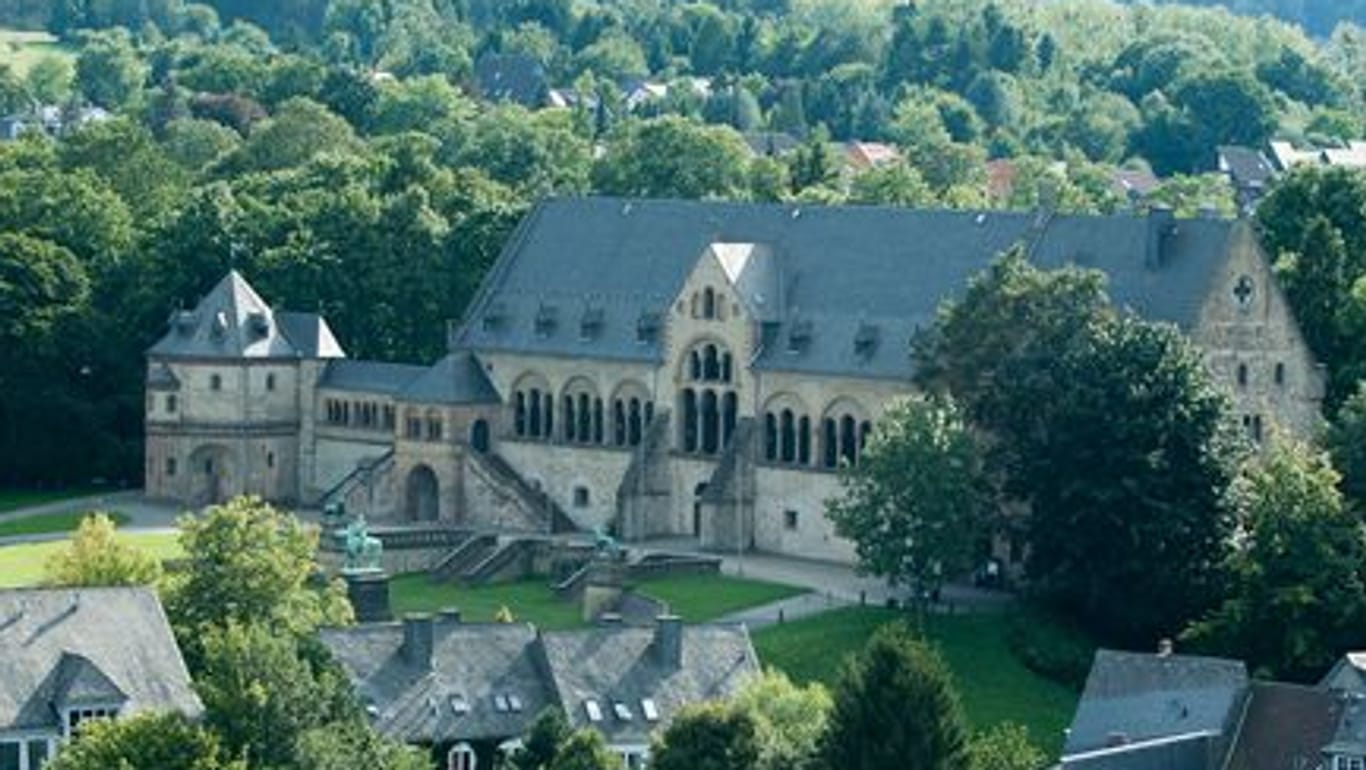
[753,607,1078,758]
[636,573,806,622]
[0,28,75,77]
[0,488,106,513]
[0,511,130,538]
[0,531,182,588]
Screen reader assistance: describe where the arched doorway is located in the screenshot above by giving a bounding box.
[692,482,707,537]
[188,444,234,507]
[470,419,490,453]
[405,465,439,522]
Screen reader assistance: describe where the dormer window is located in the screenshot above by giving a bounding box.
[210,311,229,340]
[636,311,661,344]
[483,302,508,331]
[580,307,604,341]
[247,311,270,339]
[535,304,557,337]
[787,320,813,353]
[854,323,879,358]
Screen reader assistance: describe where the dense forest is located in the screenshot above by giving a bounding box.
[2,0,1366,489]
[1128,0,1366,39]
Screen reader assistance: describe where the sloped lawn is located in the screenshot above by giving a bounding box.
[0,532,182,588]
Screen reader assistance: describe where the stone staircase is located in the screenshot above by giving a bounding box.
[430,532,498,583]
[466,449,579,533]
[318,450,395,517]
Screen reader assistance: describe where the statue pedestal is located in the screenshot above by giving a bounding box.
[581,559,627,622]
[344,570,392,624]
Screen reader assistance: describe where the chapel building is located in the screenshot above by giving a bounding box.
[144,198,1324,563]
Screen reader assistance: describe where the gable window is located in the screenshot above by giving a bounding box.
[166,394,177,413]
[1336,757,1365,770]
[1275,362,1286,386]
[1236,363,1248,388]
[573,486,590,507]
[702,287,716,319]
[447,743,477,770]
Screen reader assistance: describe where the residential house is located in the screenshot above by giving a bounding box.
[0,587,202,770]
[318,613,759,770]
[843,141,901,170]
[474,54,549,108]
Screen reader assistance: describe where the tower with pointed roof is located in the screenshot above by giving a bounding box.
[144,271,344,505]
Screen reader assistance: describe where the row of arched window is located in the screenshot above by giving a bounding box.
[679,388,739,455]
[690,287,726,321]
[687,343,733,384]
[402,408,445,442]
[764,404,872,469]
[324,398,396,433]
[511,379,655,449]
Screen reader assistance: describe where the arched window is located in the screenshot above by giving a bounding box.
[593,398,605,444]
[577,393,591,441]
[765,413,778,461]
[543,393,554,438]
[448,743,477,770]
[780,409,796,463]
[528,387,542,437]
[613,400,627,446]
[798,416,811,464]
[690,292,700,319]
[722,392,737,446]
[703,345,720,381]
[628,398,643,445]
[1274,362,1286,386]
[703,287,716,319]
[701,390,720,454]
[679,341,737,456]
[823,418,838,468]
[511,373,551,440]
[840,415,858,465]
[721,353,733,383]
[514,393,527,436]
[426,411,443,442]
[563,395,577,442]
[689,350,702,381]
[1237,363,1248,388]
[681,389,699,452]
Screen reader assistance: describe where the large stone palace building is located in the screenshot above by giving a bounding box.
[144,198,1324,563]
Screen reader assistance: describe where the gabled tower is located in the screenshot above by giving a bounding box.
[144,271,343,506]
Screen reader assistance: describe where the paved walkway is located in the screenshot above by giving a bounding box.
[0,491,183,545]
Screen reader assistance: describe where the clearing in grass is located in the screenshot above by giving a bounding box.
[0,28,76,77]
[752,606,1079,759]
[635,572,806,621]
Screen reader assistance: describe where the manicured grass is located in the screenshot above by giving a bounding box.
[0,511,130,538]
[389,575,587,629]
[0,488,104,513]
[0,532,182,588]
[635,573,806,622]
[753,607,1078,758]
[0,28,76,77]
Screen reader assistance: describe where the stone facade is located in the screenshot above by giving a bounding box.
[145,201,1324,566]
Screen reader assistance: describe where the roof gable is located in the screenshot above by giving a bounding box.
[148,271,298,360]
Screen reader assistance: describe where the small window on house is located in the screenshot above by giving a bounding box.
[447,743,476,770]
[266,373,276,391]
[584,699,604,723]
[573,486,590,507]
[166,394,177,413]
[493,695,510,713]
[165,457,177,476]
[210,373,222,391]
[612,701,633,721]
[1236,363,1248,388]
[784,510,799,530]
[1275,362,1286,386]
[507,694,523,713]
[641,698,660,722]
[448,695,469,716]
[266,451,275,469]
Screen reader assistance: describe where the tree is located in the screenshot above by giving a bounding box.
[848,163,935,206]
[509,708,571,770]
[966,724,1045,770]
[547,729,623,770]
[651,702,760,770]
[592,116,750,200]
[197,621,360,769]
[220,97,361,173]
[828,395,986,603]
[821,624,969,770]
[915,251,1243,642]
[0,64,27,116]
[44,712,243,770]
[295,721,430,770]
[43,512,161,587]
[1329,383,1366,508]
[730,671,831,770]
[0,231,89,346]
[161,118,242,171]
[75,29,148,109]
[164,496,352,667]
[1184,439,1366,681]
[26,56,73,104]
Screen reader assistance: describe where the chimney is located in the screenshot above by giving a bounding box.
[1158,638,1174,658]
[653,615,683,668]
[1146,206,1176,269]
[402,614,434,670]
[438,607,462,625]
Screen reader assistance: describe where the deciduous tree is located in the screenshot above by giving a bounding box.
[45,712,243,770]
[43,512,161,587]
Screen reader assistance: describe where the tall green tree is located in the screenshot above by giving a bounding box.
[509,708,572,770]
[547,730,623,770]
[651,702,761,770]
[1328,383,1366,509]
[828,395,986,602]
[592,116,751,200]
[1185,439,1366,681]
[966,724,1045,770]
[75,28,148,109]
[821,624,969,770]
[731,671,831,770]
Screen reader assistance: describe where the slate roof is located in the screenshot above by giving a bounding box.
[398,352,501,405]
[455,198,1237,381]
[1326,692,1366,754]
[147,271,343,360]
[320,360,429,397]
[1063,649,1248,756]
[539,624,758,744]
[1225,682,1342,770]
[0,587,201,731]
[475,53,548,107]
[1061,732,1222,770]
[318,618,760,748]
[319,620,553,743]
[1218,146,1276,189]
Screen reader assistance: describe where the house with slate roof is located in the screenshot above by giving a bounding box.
[0,587,201,770]
[318,613,758,770]
[145,198,1323,564]
[1061,647,1366,770]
